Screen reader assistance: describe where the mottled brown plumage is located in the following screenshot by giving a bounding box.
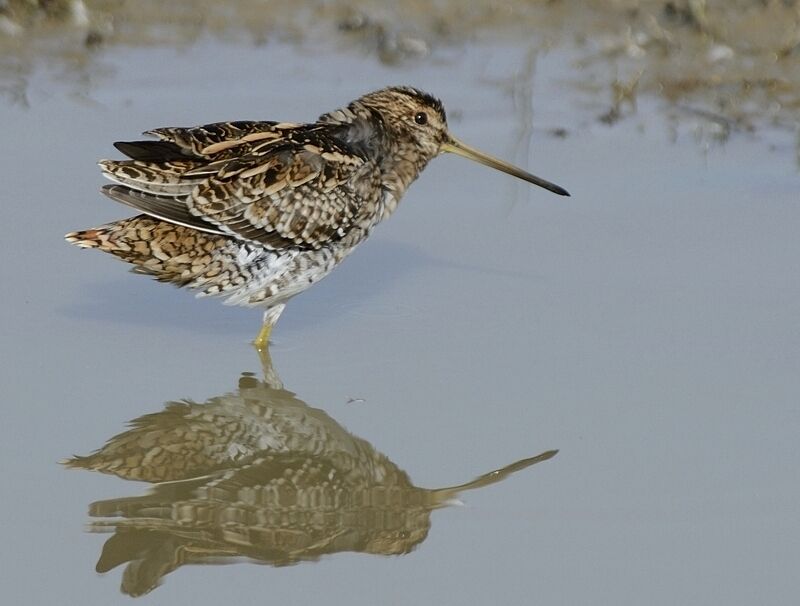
[65,350,557,596]
[66,86,568,344]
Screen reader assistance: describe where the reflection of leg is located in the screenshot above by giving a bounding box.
[253,303,286,350]
[253,341,283,390]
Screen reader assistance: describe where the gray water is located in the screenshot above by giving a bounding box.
[1,38,798,605]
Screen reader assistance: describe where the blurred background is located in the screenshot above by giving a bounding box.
[3,0,800,140]
[1,1,798,604]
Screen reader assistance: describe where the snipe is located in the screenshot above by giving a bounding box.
[66,86,569,346]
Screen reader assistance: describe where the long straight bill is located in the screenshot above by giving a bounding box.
[441,135,570,196]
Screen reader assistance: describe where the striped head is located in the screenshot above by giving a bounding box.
[336,86,570,197]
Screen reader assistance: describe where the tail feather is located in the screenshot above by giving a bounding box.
[65,216,263,298]
[65,226,128,251]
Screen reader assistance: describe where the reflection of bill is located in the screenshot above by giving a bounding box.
[65,350,557,597]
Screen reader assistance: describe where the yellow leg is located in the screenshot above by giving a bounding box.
[252,304,285,350]
[253,322,272,350]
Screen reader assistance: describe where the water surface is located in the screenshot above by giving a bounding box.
[1,34,798,605]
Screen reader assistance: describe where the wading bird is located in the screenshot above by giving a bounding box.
[66,86,569,347]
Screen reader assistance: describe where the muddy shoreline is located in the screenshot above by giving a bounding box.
[2,1,799,144]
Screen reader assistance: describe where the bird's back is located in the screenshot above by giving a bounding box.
[67,118,388,308]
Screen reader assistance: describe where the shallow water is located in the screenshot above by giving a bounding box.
[1,35,799,605]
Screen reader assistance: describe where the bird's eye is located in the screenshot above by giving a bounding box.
[414,112,428,125]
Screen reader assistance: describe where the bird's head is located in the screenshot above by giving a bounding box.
[355,86,450,164]
[353,86,570,197]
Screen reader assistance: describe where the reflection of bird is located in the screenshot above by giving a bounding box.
[65,350,557,597]
[65,86,568,347]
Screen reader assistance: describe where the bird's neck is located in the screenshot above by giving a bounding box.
[368,125,431,220]
[321,102,430,219]
[378,154,427,219]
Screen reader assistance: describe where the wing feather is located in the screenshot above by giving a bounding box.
[101,186,225,235]
[100,121,378,250]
